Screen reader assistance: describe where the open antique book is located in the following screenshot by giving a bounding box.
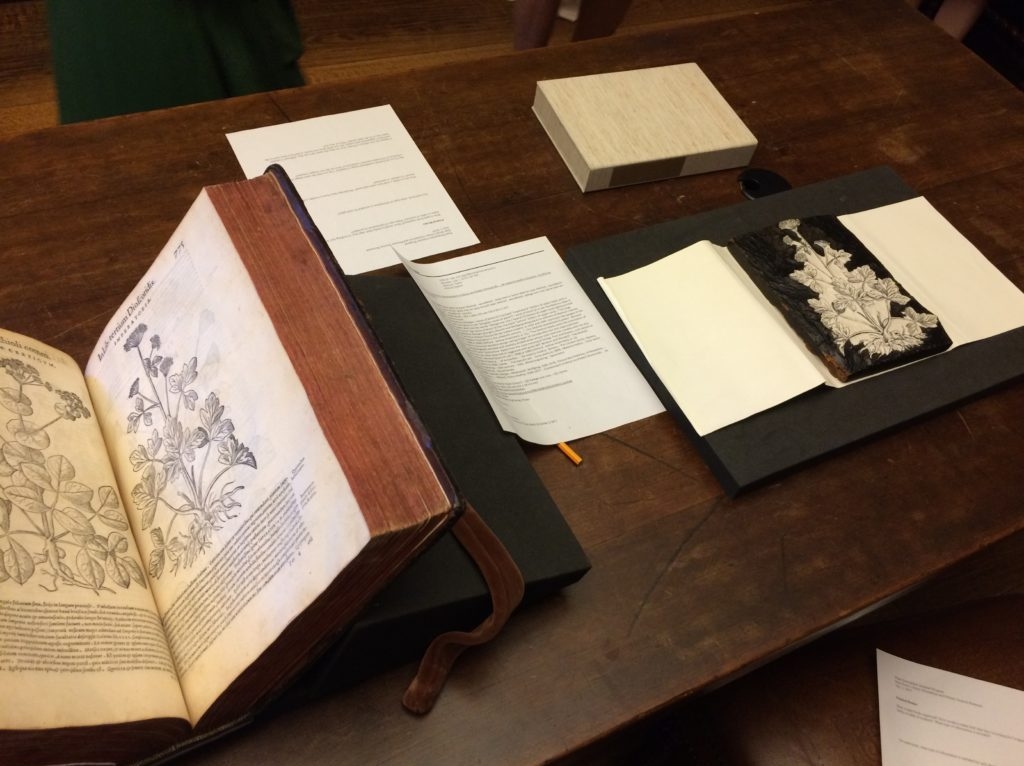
[0,168,521,765]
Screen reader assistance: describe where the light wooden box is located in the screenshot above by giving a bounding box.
[532,63,757,192]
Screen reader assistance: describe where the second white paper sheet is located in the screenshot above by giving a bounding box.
[402,238,664,444]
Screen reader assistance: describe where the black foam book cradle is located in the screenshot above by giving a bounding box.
[276,274,591,701]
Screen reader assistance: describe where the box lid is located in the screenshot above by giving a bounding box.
[535,63,757,190]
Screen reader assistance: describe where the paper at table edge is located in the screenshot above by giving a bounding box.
[877,649,1024,765]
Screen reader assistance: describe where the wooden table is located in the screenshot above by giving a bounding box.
[3,1,1024,763]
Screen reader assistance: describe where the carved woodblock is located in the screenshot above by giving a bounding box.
[726,216,953,381]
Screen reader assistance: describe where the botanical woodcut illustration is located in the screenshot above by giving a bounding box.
[0,358,144,594]
[122,324,257,579]
[727,216,953,381]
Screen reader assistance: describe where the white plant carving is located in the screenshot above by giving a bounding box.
[780,219,940,358]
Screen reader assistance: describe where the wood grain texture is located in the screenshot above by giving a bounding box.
[0,0,56,139]
[698,596,1024,765]
[1,1,1023,763]
[0,0,821,138]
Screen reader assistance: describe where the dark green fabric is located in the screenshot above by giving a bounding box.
[47,0,304,123]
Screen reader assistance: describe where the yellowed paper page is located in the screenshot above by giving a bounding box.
[85,192,371,723]
[0,329,188,730]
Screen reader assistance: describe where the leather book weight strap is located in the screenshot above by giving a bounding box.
[402,505,526,714]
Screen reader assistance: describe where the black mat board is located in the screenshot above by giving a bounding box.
[566,166,1024,494]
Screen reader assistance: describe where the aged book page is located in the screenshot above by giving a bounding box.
[85,191,372,724]
[0,329,189,730]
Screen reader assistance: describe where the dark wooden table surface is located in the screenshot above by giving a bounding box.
[3,1,1024,763]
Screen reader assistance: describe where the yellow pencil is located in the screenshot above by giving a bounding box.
[557,442,583,466]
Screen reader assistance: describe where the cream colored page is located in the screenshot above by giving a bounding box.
[84,192,370,724]
[598,241,825,436]
[0,329,188,729]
